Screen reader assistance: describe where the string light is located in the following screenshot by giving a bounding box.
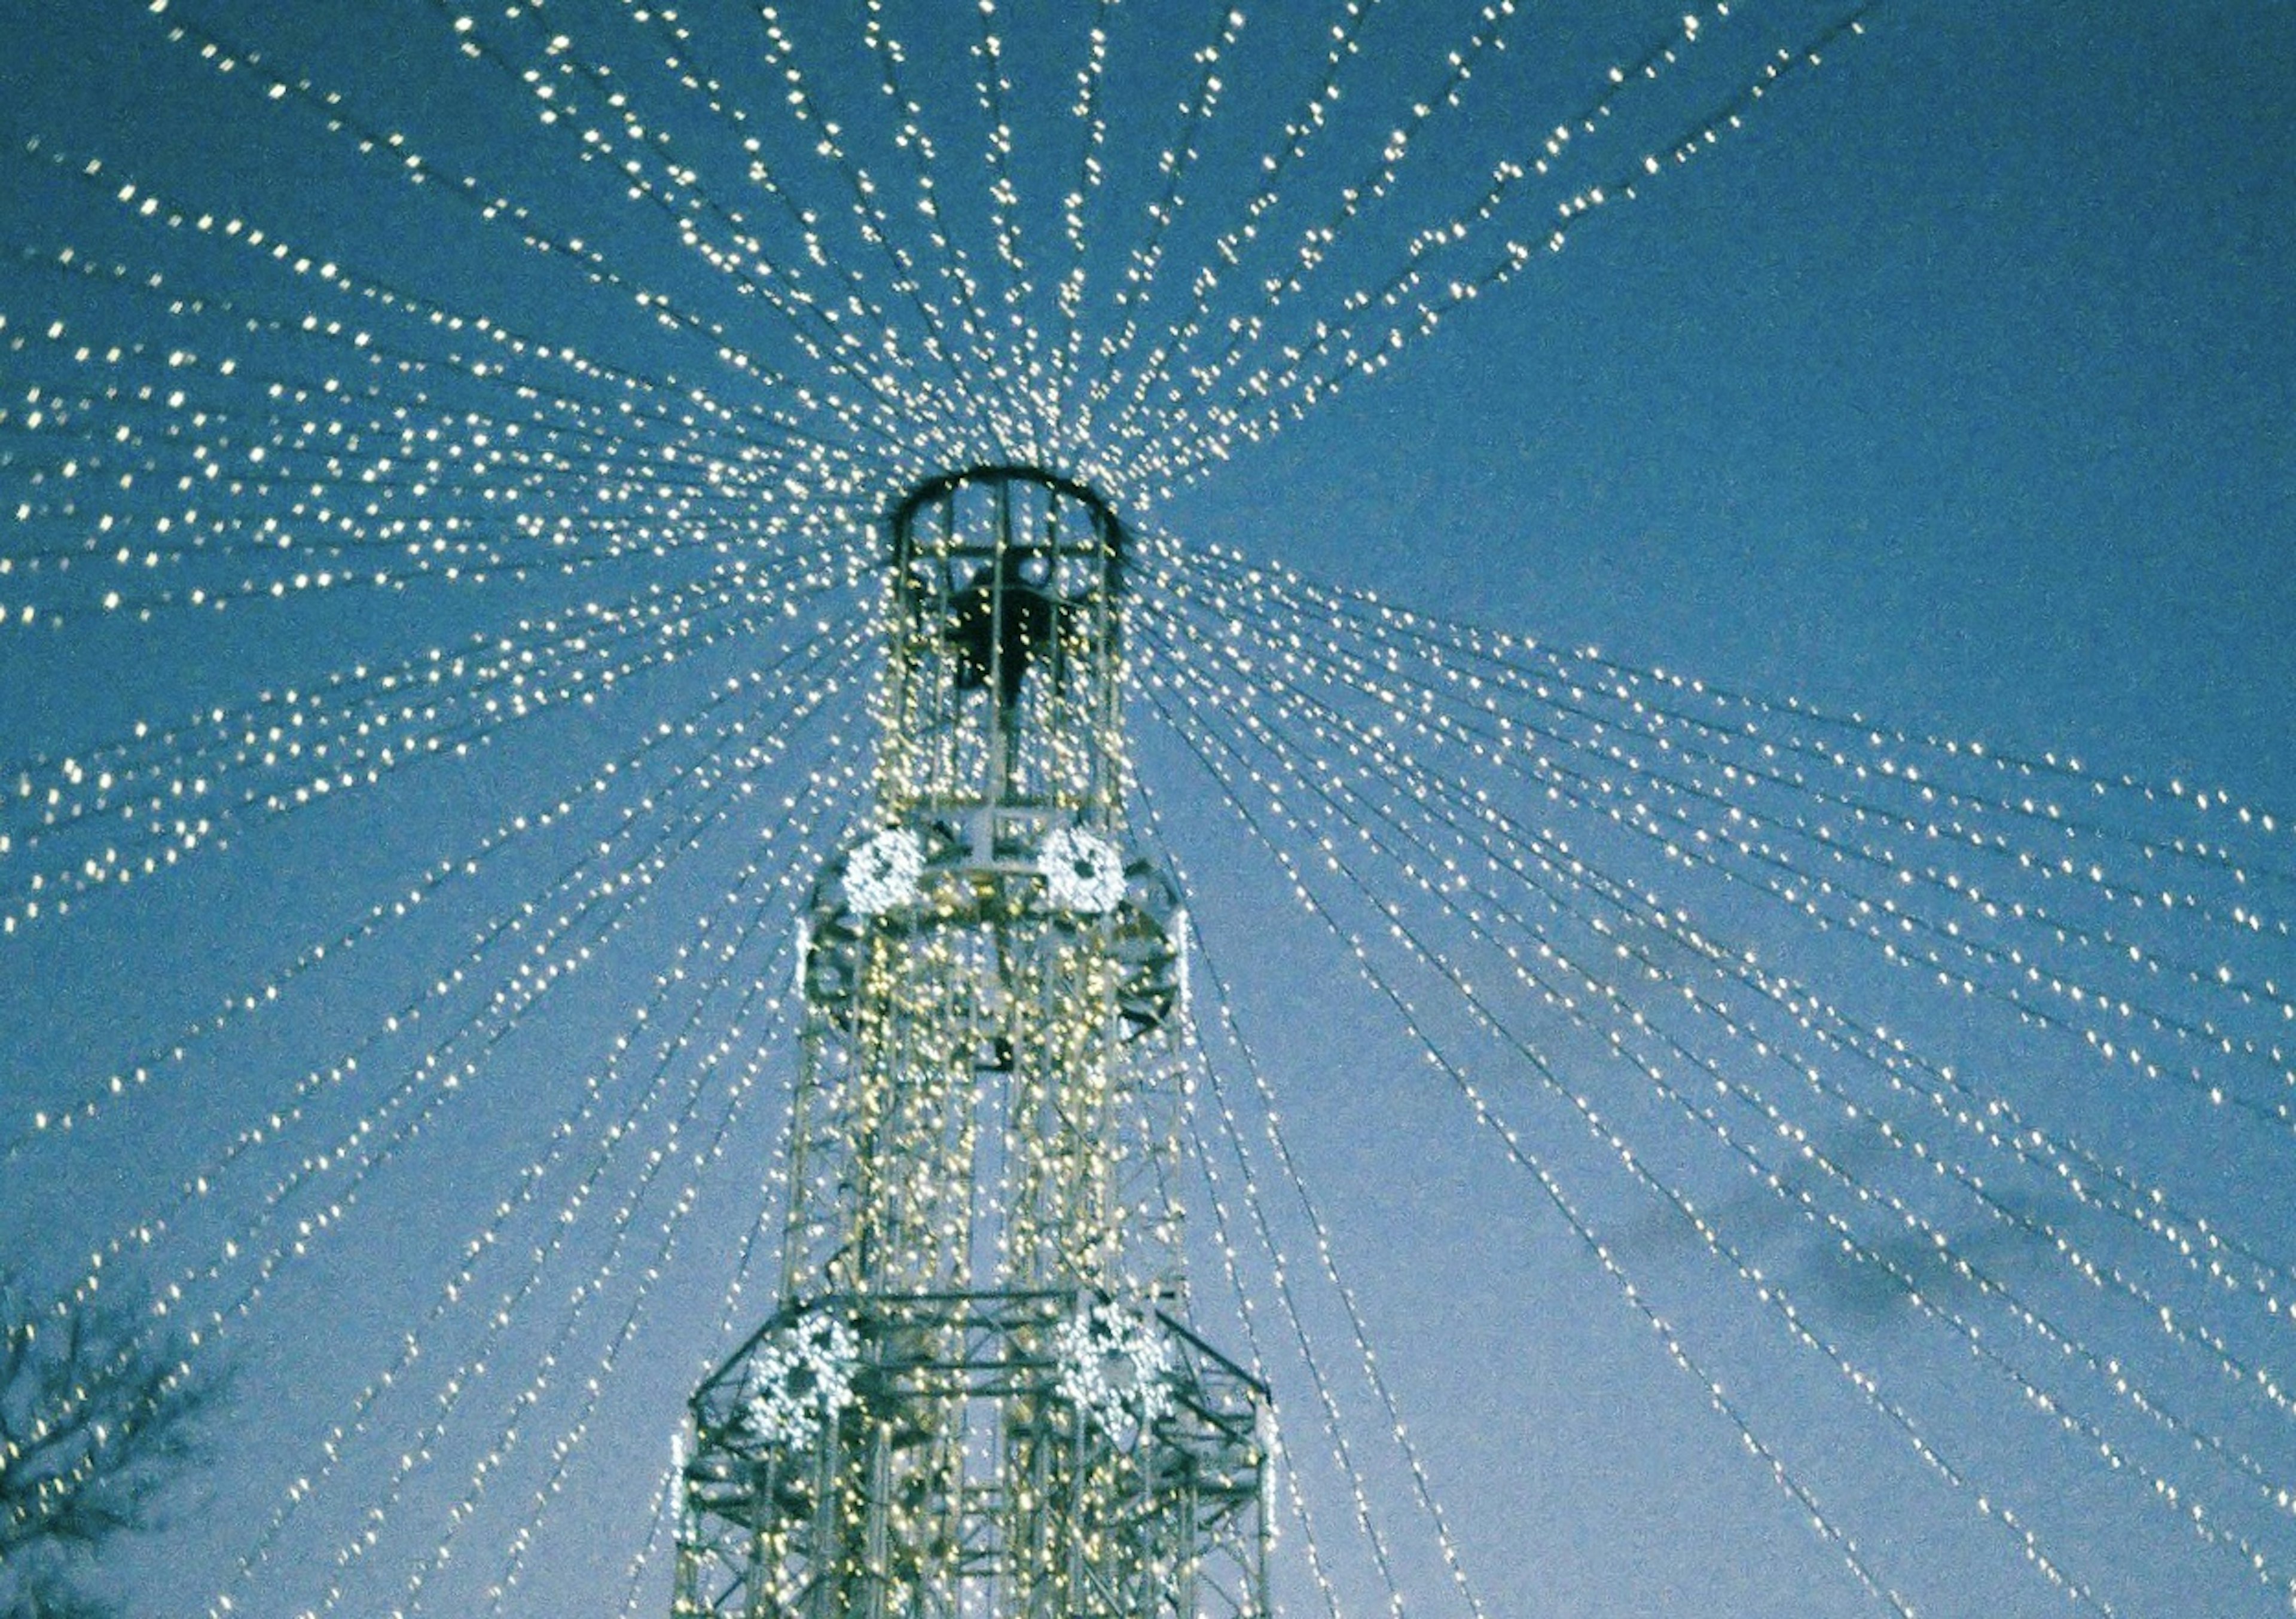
[10,7,2287,1618]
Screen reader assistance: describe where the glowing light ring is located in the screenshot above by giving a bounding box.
[1040,827,1126,914]
[1054,1300,1173,1444]
[844,827,924,915]
[743,1311,860,1449]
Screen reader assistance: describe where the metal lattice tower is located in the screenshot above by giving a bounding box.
[673,467,1270,1619]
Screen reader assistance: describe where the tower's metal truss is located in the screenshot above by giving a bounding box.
[673,467,1269,1619]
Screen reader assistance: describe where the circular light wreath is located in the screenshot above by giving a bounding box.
[1054,1300,1173,1444]
[844,827,924,917]
[743,1311,860,1449]
[1039,827,1126,914]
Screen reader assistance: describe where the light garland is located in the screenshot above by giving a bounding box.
[13,1,2282,1611]
[743,1310,861,1449]
[1054,1297,1173,1446]
[844,826,924,915]
[1146,564,2296,1603]
[1039,826,1125,914]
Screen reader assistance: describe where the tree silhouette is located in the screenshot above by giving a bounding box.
[1,1275,225,1618]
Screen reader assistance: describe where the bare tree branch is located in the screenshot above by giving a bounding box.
[1,1272,227,1617]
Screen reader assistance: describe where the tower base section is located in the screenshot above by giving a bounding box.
[674,1290,1268,1619]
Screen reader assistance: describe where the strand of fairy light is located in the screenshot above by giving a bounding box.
[1372,640,2296,1131]
[1137,672,1920,1619]
[1070,0,1248,436]
[204,802,843,1618]
[1182,555,2296,1139]
[1180,575,2296,1363]
[1138,564,1412,1619]
[1168,564,2296,1413]
[854,0,1031,462]
[1153,954,1420,1619]
[40,133,887,478]
[0,268,785,529]
[1119,0,1529,468]
[1158,946,1358,1619]
[1232,576,2296,1113]
[0,267,865,627]
[1048,0,1123,463]
[475,888,828,1617]
[1111,566,1486,1609]
[392,760,856,1618]
[969,0,1045,451]
[18,613,871,1481]
[707,954,831,1339]
[0,549,854,934]
[723,1,1012,448]
[583,749,923,1617]
[0,321,579,536]
[1157,558,2176,1580]
[1213,6,1864,459]
[1087,0,1381,461]
[426,2,975,471]
[1130,771,1494,1619]
[202,666,869,1616]
[1145,1033,1211,1272]
[0,375,805,600]
[599,812,875,1619]
[0,586,715,930]
[1222,649,2296,1529]
[1174,587,2296,1482]
[1152,688,2127,1614]
[0,584,722,930]
[9,623,859,1330]
[209,908,701,1615]
[0,235,823,476]
[167,659,856,1391]
[1153,11,1871,487]
[127,1,917,479]
[1148,661,2011,1617]
[1284,567,2295,959]
[609,1458,683,1619]
[0,224,878,565]
[1155,598,2296,1589]
[1275,560,2296,900]
[1184,1108,1358,1619]
[0,544,828,867]
[367,4,923,454]
[1599,714,2296,1055]
[1553,637,2296,872]
[245,677,865,1615]
[1168,659,2296,1610]
[13,709,804,1608]
[0,410,770,607]
[1159,0,1723,455]
[1203,549,2296,1460]
[1188,554,2296,1159]
[0,307,770,617]
[1729,949,2296,1345]
[1242,556,2296,1021]
[0,524,860,847]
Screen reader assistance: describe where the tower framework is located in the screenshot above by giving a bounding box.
[673,467,1270,1619]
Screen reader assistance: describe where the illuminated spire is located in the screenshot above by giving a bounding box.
[672,466,1265,1619]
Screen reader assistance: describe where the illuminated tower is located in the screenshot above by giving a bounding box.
[673,467,1269,1619]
